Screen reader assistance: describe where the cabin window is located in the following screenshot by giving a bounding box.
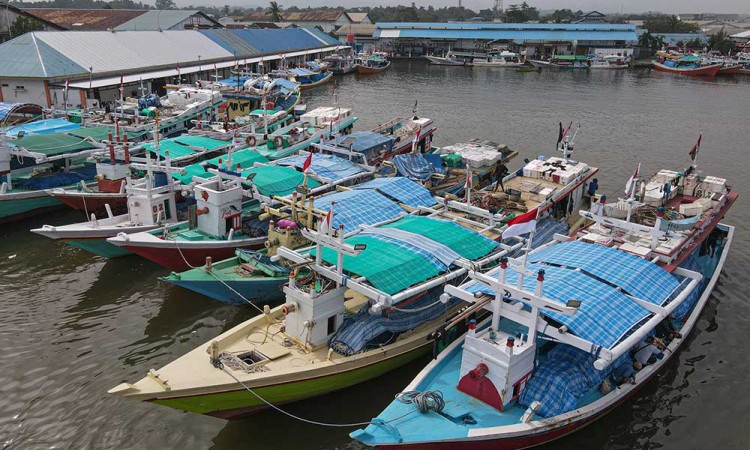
[512,383,521,399]
[327,315,336,336]
[163,200,172,220]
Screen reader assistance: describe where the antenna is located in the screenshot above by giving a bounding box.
[458,0,462,9]
[494,0,503,17]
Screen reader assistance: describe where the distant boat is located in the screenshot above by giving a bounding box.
[355,54,391,74]
[653,56,722,77]
[425,52,473,67]
[472,51,526,68]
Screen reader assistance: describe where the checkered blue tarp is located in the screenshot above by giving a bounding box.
[528,241,679,305]
[391,154,436,182]
[276,154,367,182]
[354,177,437,208]
[312,189,404,232]
[464,241,682,349]
[358,233,448,272]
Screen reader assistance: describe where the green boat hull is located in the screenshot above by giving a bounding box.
[65,238,133,258]
[152,343,429,418]
[0,195,63,222]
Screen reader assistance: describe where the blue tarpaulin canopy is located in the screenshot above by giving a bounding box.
[353,177,436,208]
[0,102,42,123]
[275,153,367,182]
[332,131,394,160]
[311,189,405,232]
[5,118,79,137]
[465,241,681,350]
[391,154,438,181]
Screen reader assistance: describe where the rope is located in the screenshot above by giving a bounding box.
[215,362,375,428]
[396,390,445,414]
[171,231,266,316]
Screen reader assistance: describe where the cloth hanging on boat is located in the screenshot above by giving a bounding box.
[329,288,458,356]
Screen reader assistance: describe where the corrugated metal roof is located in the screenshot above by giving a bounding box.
[0,29,346,80]
[346,12,370,23]
[34,30,232,77]
[114,10,220,31]
[335,24,376,36]
[23,8,146,31]
[376,22,636,31]
[374,24,637,43]
[243,10,344,22]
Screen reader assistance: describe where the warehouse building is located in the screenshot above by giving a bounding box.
[372,22,638,59]
[19,8,223,31]
[0,28,344,109]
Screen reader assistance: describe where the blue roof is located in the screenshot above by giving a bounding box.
[465,241,681,349]
[332,131,394,157]
[353,177,436,208]
[275,153,368,182]
[201,28,340,57]
[0,33,87,78]
[375,22,637,43]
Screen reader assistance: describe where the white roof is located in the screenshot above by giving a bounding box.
[731,30,750,38]
[35,30,231,75]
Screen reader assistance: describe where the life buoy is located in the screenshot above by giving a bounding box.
[266,101,275,110]
[274,136,284,148]
[245,135,256,147]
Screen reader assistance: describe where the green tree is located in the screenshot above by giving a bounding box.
[709,28,735,55]
[10,16,45,37]
[643,15,700,33]
[549,9,574,23]
[269,1,283,21]
[504,4,526,23]
[155,0,176,10]
[638,31,666,56]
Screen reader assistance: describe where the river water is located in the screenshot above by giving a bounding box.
[1,62,748,449]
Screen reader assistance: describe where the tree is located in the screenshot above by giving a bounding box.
[549,9,574,23]
[504,4,526,23]
[155,0,176,10]
[269,1,283,22]
[638,31,666,56]
[10,16,45,37]
[709,28,735,55]
[643,15,699,33]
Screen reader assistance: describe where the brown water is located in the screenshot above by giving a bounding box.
[1,62,749,449]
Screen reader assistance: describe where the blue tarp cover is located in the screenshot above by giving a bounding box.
[311,189,405,232]
[332,131,394,159]
[391,154,435,182]
[465,241,681,349]
[353,177,436,208]
[6,118,80,137]
[276,154,367,181]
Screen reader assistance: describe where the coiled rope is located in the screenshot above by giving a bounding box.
[396,390,445,414]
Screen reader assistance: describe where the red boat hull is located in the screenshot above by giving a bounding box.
[52,178,127,213]
[717,65,741,75]
[121,242,264,271]
[652,62,722,77]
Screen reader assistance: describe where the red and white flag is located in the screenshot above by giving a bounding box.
[502,208,538,240]
[65,79,70,91]
[302,151,313,173]
[689,133,702,161]
[624,163,640,195]
[321,203,334,233]
[465,168,472,189]
[411,126,421,153]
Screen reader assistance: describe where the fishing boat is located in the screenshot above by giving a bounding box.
[652,55,722,77]
[371,115,436,161]
[472,51,526,68]
[425,52,473,67]
[355,54,391,74]
[109,198,524,417]
[588,54,628,70]
[529,55,590,70]
[716,64,742,75]
[162,175,431,305]
[381,140,519,197]
[323,54,356,75]
[272,67,333,90]
[0,131,103,222]
[352,153,736,449]
[83,86,224,138]
[106,177,268,270]
[31,164,180,258]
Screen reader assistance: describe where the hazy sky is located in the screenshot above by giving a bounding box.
[162,0,749,15]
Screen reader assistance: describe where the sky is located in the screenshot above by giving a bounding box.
[162,0,749,15]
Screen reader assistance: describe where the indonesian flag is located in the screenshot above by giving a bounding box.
[557,121,572,145]
[465,169,472,189]
[231,134,242,149]
[689,133,702,161]
[411,126,421,153]
[624,163,640,195]
[321,203,334,233]
[502,208,538,240]
[302,151,313,173]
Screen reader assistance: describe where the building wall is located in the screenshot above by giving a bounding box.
[0,79,48,106]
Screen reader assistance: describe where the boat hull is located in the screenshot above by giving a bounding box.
[151,342,429,418]
[355,62,392,74]
[425,56,470,66]
[66,238,133,258]
[0,195,63,223]
[116,240,265,271]
[717,65,741,75]
[298,72,334,90]
[165,276,286,305]
[652,61,722,77]
[49,178,128,213]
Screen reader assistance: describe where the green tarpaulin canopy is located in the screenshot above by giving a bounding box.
[241,165,320,197]
[13,132,97,156]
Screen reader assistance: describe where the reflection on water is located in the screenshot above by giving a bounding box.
[0,61,748,450]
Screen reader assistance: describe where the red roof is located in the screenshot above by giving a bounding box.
[23,8,148,31]
[242,10,345,23]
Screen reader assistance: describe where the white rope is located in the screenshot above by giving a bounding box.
[171,230,267,316]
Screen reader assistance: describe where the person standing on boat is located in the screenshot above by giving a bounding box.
[587,178,599,199]
[493,161,508,192]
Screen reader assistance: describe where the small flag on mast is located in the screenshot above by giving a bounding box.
[302,151,313,173]
[502,208,539,240]
[689,133,702,161]
[412,100,418,114]
[411,126,421,153]
[557,121,572,145]
[624,163,640,195]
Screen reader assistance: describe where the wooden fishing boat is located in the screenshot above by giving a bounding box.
[425,54,473,67]
[109,202,523,417]
[652,56,722,77]
[323,54,356,75]
[717,64,742,75]
[472,51,526,68]
[371,115,435,162]
[31,171,180,258]
[355,54,391,74]
[352,144,737,450]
